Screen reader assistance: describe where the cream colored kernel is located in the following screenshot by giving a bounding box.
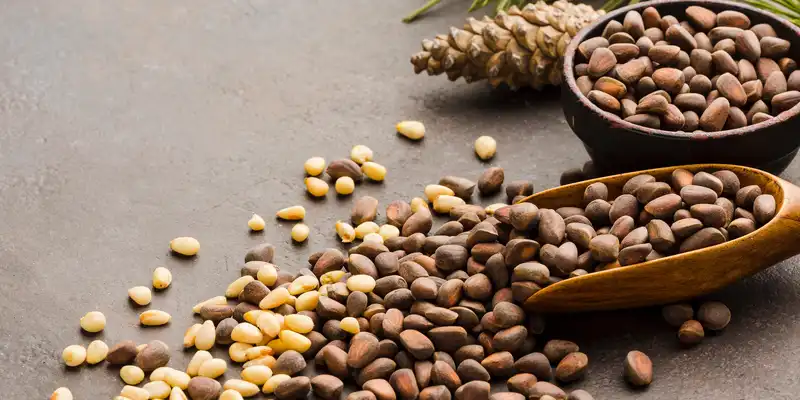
[186,350,213,377]
[320,270,345,285]
[340,317,361,334]
[120,365,145,385]
[153,266,173,289]
[335,221,356,243]
[335,176,355,195]
[231,322,264,344]
[288,275,319,295]
[243,355,276,369]
[266,338,289,355]
[305,177,330,197]
[149,366,174,382]
[245,346,273,360]
[62,345,86,367]
[291,223,310,242]
[433,195,466,213]
[379,224,400,240]
[228,342,253,363]
[50,387,73,400]
[347,275,377,293]
[354,221,380,239]
[120,386,150,400]
[169,387,188,400]
[262,374,292,394]
[79,311,106,333]
[279,330,312,352]
[192,296,227,313]
[294,290,319,312]
[363,232,384,244]
[244,310,264,325]
[284,314,314,333]
[169,237,200,256]
[362,162,386,181]
[183,323,202,348]
[198,358,227,379]
[410,197,429,212]
[248,214,266,231]
[276,205,305,221]
[424,184,455,202]
[166,369,191,390]
[474,135,497,160]
[350,145,374,164]
[256,312,281,337]
[396,120,426,140]
[259,287,290,310]
[220,390,245,400]
[304,157,326,176]
[143,381,171,399]
[128,286,152,306]
[86,340,109,364]
[241,365,273,385]
[194,320,216,351]
[140,310,172,326]
[485,203,508,215]
[223,379,261,397]
[226,275,255,298]
[256,264,278,286]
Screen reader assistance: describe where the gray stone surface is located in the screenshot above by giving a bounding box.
[1,0,799,398]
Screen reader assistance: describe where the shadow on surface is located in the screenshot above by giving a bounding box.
[422,85,562,117]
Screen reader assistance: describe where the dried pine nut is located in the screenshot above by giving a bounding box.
[354,221,380,239]
[242,365,273,385]
[226,275,255,298]
[220,390,245,400]
[347,275,376,293]
[276,205,305,220]
[248,214,266,231]
[229,342,253,363]
[166,369,191,390]
[279,330,312,352]
[62,345,86,367]
[183,323,202,348]
[485,203,508,215]
[266,338,289,354]
[362,162,386,181]
[410,197,429,212]
[170,237,200,256]
[192,295,227,313]
[284,314,314,333]
[243,355,276,369]
[433,195,466,213]
[379,224,400,240]
[288,275,319,295]
[170,387,188,400]
[262,374,292,394]
[152,267,172,289]
[186,350,213,377]
[291,223,310,242]
[224,379,261,397]
[195,320,216,350]
[396,120,425,140]
[150,367,173,382]
[425,184,455,202]
[143,381,171,399]
[363,232,384,244]
[244,310,264,325]
[51,387,73,400]
[121,385,150,400]
[198,358,227,379]
[350,145,374,164]
[256,312,281,337]
[335,221,355,243]
[304,157,326,176]
[259,287,290,310]
[231,322,264,344]
[120,365,145,385]
[294,291,319,312]
[140,310,171,326]
[340,317,361,334]
[320,271,345,285]
[245,346,273,360]
[128,286,152,306]
[86,340,108,364]
[474,135,497,160]
[335,176,355,195]
[80,311,106,333]
[256,264,278,286]
[305,177,330,197]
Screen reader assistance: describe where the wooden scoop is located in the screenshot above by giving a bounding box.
[521,164,800,313]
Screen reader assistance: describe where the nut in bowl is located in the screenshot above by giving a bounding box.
[562,0,800,174]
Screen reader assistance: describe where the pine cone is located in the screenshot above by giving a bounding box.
[410,1,605,90]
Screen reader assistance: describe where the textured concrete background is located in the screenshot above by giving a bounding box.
[2,0,800,398]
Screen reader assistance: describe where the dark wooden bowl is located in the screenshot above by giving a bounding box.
[561,0,800,175]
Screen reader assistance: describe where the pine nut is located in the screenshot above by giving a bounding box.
[291,223,310,242]
[231,322,264,344]
[350,145,374,164]
[305,177,330,197]
[150,366,173,382]
[363,232,384,244]
[245,346,273,360]
[266,338,289,354]
[335,176,355,195]
[379,224,400,240]
[229,342,253,363]
[140,310,172,326]
[243,355,276,369]
[183,323,202,348]
[256,264,278,286]
[220,390,245,400]
[320,270,345,285]
[136,344,147,353]
[256,312,281,337]
[192,296,227,313]
[128,286,152,306]
[396,120,425,140]
[276,205,305,220]
[304,157,326,176]
[354,221,380,239]
[195,320,216,350]
[62,345,86,367]
[242,365,273,385]
[120,365,144,385]
[474,135,497,160]
[248,214,266,231]
[410,197,429,212]
[152,267,172,289]
[198,358,227,379]
[244,310,264,325]
[433,194,466,213]
[80,311,106,333]
[485,203,508,215]
[170,237,200,256]
[425,184,455,202]
[294,290,319,312]
[51,387,73,400]
[288,275,319,295]
[187,350,213,377]
[335,221,356,243]
[166,369,191,390]
[259,287,290,310]
[279,330,312,352]
[226,275,255,298]
[86,340,109,364]
[262,374,292,394]
[346,274,376,293]
[143,381,171,399]
[340,317,361,334]
[121,385,150,400]
[169,387,188,400]
[224,379,261,397]
[284,314,314,333]
[362,162,387,181]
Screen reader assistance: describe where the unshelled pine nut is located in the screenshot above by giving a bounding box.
[140,310,171,326]
[120,365,145,385]
[169,237,200,256]
[128,286,152,306]
[226,275,255,298]
[223,379,261,397]
[335,177,355,195]
[86,340,109,364]
[276,205,305,220]
[304,157,326,176]
[248,214,266,231]
[80,311,106,333]
[194,320,216,350]
[192,296,227,313]
[62,345,86,367]
[183,323,202,348]
[291,224,310,242]
[396,120,425,140]
[229,342,252,363]
[198,358,227,379]
[242,365,273,385]
[186,350,213,377]
[152,267,172,289]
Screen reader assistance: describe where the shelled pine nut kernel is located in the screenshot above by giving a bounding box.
[152,267,172,289]
[79,311,106,333]
[169,236,200,256]
[304,157,326,176]
[128,286,152,306]
[248,214,266,231]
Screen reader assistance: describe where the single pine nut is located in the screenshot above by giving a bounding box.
[340,317,361,334]
[304,157,326,176]
[232,322,264,344]
[350,145,374,164]
[248,214,266,231]
[485,203,508,215]
[136,344,147,353]
[140,310,171,326]
[363,232,384,244]
[244,355,276,369]
[335,221,356,243]
[245,346,273,360]
[396,120,425,140]
[244,310,264,325]
[152,267,172,289]
[120,365,145,385]
[195,320,216,350]
[425,184,455,202]
[143,381,171,399]
[242,365,273,385]
[256,264,278,286]
[220,390,245,400]
[320,270,345,285]
[150,367,174,382]
[226,275,255,298]
[410,197,429,212]
[335,176,355,195]
[186,350,213,377]
[263,374,292,394]
[284,314,314,333]
[170,237,200,256]
[224,379,261,397]
[291,223,310,242]
[198,358,227,379]
[62,345,86,367]
[362,162,386,181]
[276,205,305,220]
[288,275,319,295]
[121,385,150,400]
[86,340,109,364]
[347,275,377,293]
[166,369,191,390]
[259,287,290,310]
[266,338,289,354]
[354,221,380,239]
[169,387,188,400]
[433,195,466,213]
[379,224,400,240]
[51,387,73,400]
[279,330,312,352]
[294,291,319,312]
[474,135,497,160]
[192,296,227,313]
[128,286,152,306]
[305,177,330,197]
[80,311,106,333]
[183,323,202,348]
[229,342,253,363]
[256,312,281,337]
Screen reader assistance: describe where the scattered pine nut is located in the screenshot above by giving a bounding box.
[198,358,227,379]
[220,390,245,400]
[223,379,261,397]
[120,365,145,385]
[226,275,255,298]
[291,223,310,242]
[51,387,73,400]
[62,345,86,367]
[276,205,305,220]
[362,161,387,181]
[194,320,216,350]
[229,342,252,363]
[231,322,264,344]
[140,310,172,326]
[379,224,400,240]
[335,176,355,195]
[150,367,173,382]
[363,232,384,244]
[245,346,273,360]
[166,369,191,390]
[80,311,106,333]
[304,157,326,176]
[169,237,200,256]
[396,120,425,140]
[410,197,429,212]
[187,350,213,377]
[243,355,276,369]
[128,286,152,306]
[241,365,273,385]
[192,296,227,313]
[257,312,281,337]
[143,381,171,399]
[425,184,455,202]
[305,177,330,197]
[256,263,278,286]
[170,387,188,400]
[433,195,466,213]
[354,221,380,239]
[152,267,172,290]
[335,221,356,243]
[86,340,109,364]
[350,145,374,164]
[474,135,497,160]
[120,385,150,400]
[183,323,202,348]
[248,214,266,231]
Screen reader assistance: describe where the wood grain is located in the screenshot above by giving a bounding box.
[521,164,800,313]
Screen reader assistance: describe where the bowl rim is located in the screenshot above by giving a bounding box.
[562,0,800,140]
